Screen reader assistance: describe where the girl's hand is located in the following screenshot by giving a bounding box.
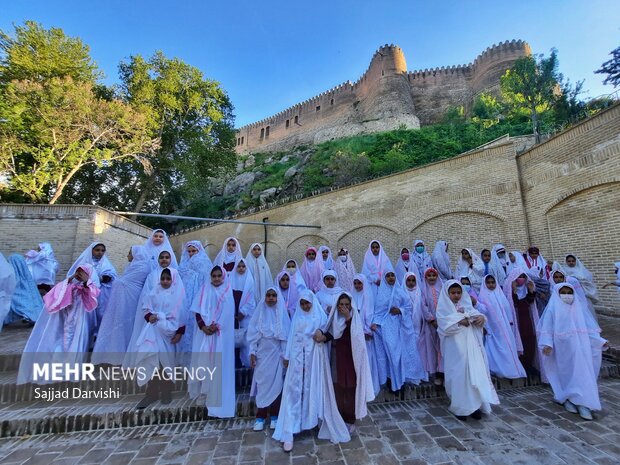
[170,334,182,344]
[283,359,289,368]
[149,314,158,323]
[542,346,552,356]
[472,315,485,327]
[527,281,535,293]
[370,323,378,332]
[250,354,257,368]
[459,318,470,327]
[389,307,401,315]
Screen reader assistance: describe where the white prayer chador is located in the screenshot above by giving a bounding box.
[282,259,307,292]
[537,283,606,411]
[0,253,17,332]
[181,240,213,285]
[431,241,452,281]
[319,245,335,270]
[273,290,350,444]
[412,240,433,277]
[214,236,243,270]
[247,287,291,408]
[232,259,256,367]
[562,254,599,320]
[361,240,395,300]
[68,242,118,332]
[437,280,499,416]
[300,248,324,293]
[143,229,178,270]
[276,270,299,317]
[245,243,274,303]
[352,273,380,396]
[333,250,357,292]
[18,264,100,385]
[615,262,620,297]
[489,244,508,286]
[189,267,236,418]
[456,248,485,292]
[549,265,590,308]
[507,250,528,275]
[325,291,376,419]
[92,246,151,365]
[477,275,526,379]
[373,273,426,391]
[315,270,344,315]
[401,272,425,337]
[131,268,185,386]
[395,248,413,285]
[25,242,59,286]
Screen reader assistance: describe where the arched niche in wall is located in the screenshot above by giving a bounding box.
[337,225,400,269]
[410,210,506,265]
[545,181,620,314]
[285,234,331,264]
[258,240,284,272]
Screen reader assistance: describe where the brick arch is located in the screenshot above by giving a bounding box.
[544,179,620,215]
[261,240,284,271]
[337,225,401,269]
[546,181,620,314]
[410,210,506,265]
[285,234,331,264]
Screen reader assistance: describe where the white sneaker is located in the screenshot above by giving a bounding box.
[270,417,277,430]
[564,400,578,414]
[253,419,265,431]
[283,441,294,452]
[577,405,593,420]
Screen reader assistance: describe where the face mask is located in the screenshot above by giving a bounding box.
[287,267,296,274]
[415,246,424,253]
[559,294,574,305]
[401,253,410,261]
[497,251,505,258]
[516,278,526,286]
[339,255,347,262]
[462,284,471,292]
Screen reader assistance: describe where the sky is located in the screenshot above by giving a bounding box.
[1,0,619,127]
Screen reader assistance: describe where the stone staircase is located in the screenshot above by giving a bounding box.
[0,324,618,438]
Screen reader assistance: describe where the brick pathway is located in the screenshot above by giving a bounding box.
[1,379,619,465]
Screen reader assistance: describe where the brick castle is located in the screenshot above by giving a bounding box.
[235,40,531,154]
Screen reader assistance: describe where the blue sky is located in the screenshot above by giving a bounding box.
[1,0,619,127]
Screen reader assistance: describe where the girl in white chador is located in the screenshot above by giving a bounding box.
[321,292,375,433]
[537,283,607,421]
[18,264,100,385]
[24,242,59,293]
[411,240,433,277]
[437,280,499,420]
[489,244,509,286]
[352,274,380,396]
[282,259,307,292]
[319,245,335,270]
[132,267,185,409]
[276,270,299,317]
[143,229,178,270]
[247,287,291,431]
[333,248,357,292]
[92,246,151,365]
[361,240,394,300]
[0,253,17,332]
[562,254,599,321]
[373,270,426,392]
[273,290,350,452]
[245,243,274,303]
[189,265,236,418]
[231,259,256,367]
[214,236,243,273]
[315,270,343,315]
[395,247,413,285]
[67,242,117,336]
[431,241,452,282]
[456,248,485,293]
[300,247,324,292]
[477,275,526,379]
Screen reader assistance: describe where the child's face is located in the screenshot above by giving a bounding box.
[226,239,236,253]
[236,262,246,274]
[485,277,496,290]
[482,250,491,263]
[566,256,577,267]
[300,299,312,312]
[371,242,380,256]
[265,290,277,306]
[323,275,336,288]
[92,244,106,260]
[461,249,471,260]
[279,274,290,290]
[187,246,199,257]
[152,231,165,246]
[406,275,416,289]
[75,268,88,283]
[159,253,171,268]
[160,274,172,289]
[553,272,565,284]
[252,245,262,258]
[306,250,316,260]
[448,286,462,304]
[286,261,296,271]
[385,272,396,285]
[322,249,329,260]
[353,279,363,292]
[559,287,574,296]
[211,269,224,286]
[426,271,438,285]
[509,252,516,263]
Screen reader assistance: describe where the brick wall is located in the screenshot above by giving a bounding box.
[0,205,152,279]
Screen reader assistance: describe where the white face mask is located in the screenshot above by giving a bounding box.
[559,294,574,305]
[339,255,347,262]
[287,267,296,274]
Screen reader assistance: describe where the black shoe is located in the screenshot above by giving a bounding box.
[136,395,157,410]
[455,414,467,421]
[470,410,482,420]
[160,390,172,404]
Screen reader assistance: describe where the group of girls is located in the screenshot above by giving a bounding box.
[9,233,614,452]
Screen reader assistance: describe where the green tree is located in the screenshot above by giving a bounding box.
[116,51,236,213]
[0,22,156,203]
[595,45,620,88]
[471,93,504,128]
[500,50,563,139]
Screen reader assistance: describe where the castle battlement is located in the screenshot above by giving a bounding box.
[235,40,530,153]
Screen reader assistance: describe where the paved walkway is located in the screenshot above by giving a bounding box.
[1,379,619,465]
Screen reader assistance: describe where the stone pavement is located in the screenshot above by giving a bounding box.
[0,379,619,465]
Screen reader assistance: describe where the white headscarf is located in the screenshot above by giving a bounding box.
[489,244,508,285]
[300,247,325,292]
[143,267,185,320]
[281,259,307,291]
[412,239,433,276]
[563,254,595,285]
[290,289,326,338]
[0,252,17,331]
[68,242,117,281]
[352,273,375,334]
[524,247,548,278]
[395,248,412,284]
[361,240,394,284]
[431,241,452,281]
[436,280,481,337]
[231,259,256,311]
[400,271,423,331]
[245,243,274,303]
[507,250,527,275]
[275,270,299,317]
[248,286,291,342]
[214,236,243,267]
[24,242,59,285]
[143,229,178,270]
[180,240,213,283]
[333,248,356,292]
[478,274,515,327]
[318,245,335,270]
[456,248,484,279]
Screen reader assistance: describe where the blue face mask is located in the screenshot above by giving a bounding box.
[415,246,424,253]
[462,284,471,292]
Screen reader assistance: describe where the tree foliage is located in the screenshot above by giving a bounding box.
[596,45,620,88]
